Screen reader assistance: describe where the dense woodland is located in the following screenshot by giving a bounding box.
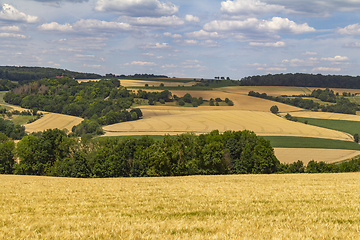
[249,89,360,114]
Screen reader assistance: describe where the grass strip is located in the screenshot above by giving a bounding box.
[262,136,360,150]
[296,117,360,136]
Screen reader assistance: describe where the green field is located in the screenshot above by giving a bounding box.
[295,117,360,136]
[262,136,360,150]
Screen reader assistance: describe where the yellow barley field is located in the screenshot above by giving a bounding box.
[103,109,352,141]
[23,113,83,133]
[274,148,360,164]
[1,174,360,239]
[120,79,196,87]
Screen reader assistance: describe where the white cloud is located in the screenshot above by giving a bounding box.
[125,61,157,66]
[343,42,360,48]
[201,40,220,47]
[249,41,285,47]
[312,67,341,72]
[0,25,20,31]
[0,33,27,38]
[221,0,285,17]
[139,42,170,49]
[185,30,221,39]
[162,64,177,68]
[128,15,184,27]
[264,0,360,15]
[39,22,74,32]
[257,67,287,71]
[204,17,315,35]
[282,57,319,67]
[337,24,360,35]
[95,0,178,17]
[39,19,131,33]
[302,51,317,55]
[163,32,182,38]
[185,15,200,23]
[0,4,40,23]
[321,56,349,62]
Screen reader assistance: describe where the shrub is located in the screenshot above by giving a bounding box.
[270,105,279,114]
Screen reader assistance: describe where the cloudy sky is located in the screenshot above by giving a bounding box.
[1,0,360,78]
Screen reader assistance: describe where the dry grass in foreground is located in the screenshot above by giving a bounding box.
[1,174,360,239]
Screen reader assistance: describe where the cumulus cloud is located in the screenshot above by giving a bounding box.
[321,56,349,61]
[221,0,285,17]
[127,15,184,27]
[139,42,170,49]
[0,25,20,31]
[0,33,27,39]
[163,32,182,38]
[343,42,360,48]
[312,67,341,72]
[39,19,131,33]
[185,30,221,39]
[302,51,317,55]
[125,61,157,66]
[264,0,360,15]
[282,57,319,67]
[95,0,178,17]
[249,41,285,47]
[185,15,200,23]
[203,17,315,35]
[337,24,360,35]
[0,4,40,23]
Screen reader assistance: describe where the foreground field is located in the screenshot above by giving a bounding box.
[1,174,360,239]
[23,113,83,133]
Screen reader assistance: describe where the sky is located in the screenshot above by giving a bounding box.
[1,0,360,79]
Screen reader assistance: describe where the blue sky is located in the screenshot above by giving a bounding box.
[1,0,360,79]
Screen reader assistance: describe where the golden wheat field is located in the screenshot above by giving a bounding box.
[1,174,360,239]
[23,113,83,133]
[103,109,352,141]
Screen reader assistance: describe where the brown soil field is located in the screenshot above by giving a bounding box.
[287,111,360,121]
[23,113,83,133]
[274,148,360,164]
[103,110,352,141]
[219,86,312,96]
[2,173,360,239]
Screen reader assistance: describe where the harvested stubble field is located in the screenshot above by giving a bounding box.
[23,113,83,133]
[1,174,360,239]
[274,148,360,164]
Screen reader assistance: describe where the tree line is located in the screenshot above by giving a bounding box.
[2,128,360,177]
[249,90,359,114]
[240,73,360,89]
[1,129,279,177]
